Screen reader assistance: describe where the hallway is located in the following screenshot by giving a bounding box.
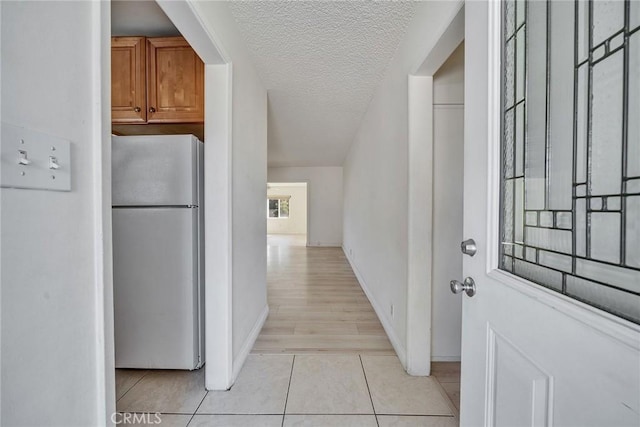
[116,241,460,427]
[113,237,459,425]
[253,235,394,354]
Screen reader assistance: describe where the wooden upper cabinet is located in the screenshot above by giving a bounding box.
[111,37,146,123]
[146,37,204,123]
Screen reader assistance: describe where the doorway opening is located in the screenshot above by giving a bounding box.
[429,41,465,414]
[405,2,465,375]
[104,0,234,419]
[267,182,308,247]
[256,179,393,354]
[431,42,464,363]
[109,0,207,410]
[405,0,463,410]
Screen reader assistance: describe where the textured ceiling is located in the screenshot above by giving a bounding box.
[227,1,416,167]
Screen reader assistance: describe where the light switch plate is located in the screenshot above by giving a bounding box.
[1,122,71,191]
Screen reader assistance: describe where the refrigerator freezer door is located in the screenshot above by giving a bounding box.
[112,135,201,206]
[113,207,200,370]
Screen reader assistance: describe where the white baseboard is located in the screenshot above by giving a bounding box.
[231,304,269,383]
[342,246,407,369]
[432,356,461,362]
[308,242,342,247]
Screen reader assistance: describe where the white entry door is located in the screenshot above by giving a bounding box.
[460,1,640,426]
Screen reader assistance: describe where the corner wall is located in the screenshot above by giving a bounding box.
[342,1,463,367]
[268,167,343,247]
[190,1,268,378]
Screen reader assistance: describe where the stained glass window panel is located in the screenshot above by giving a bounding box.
[499,0,640,324]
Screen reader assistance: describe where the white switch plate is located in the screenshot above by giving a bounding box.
[1,122,71,191]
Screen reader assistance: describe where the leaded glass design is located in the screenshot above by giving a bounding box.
[500,0,640,324]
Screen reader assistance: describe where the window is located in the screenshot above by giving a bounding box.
[268,197,290,218]
[499,0,640,324]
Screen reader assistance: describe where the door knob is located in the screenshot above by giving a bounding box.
[450,277,476,297]
[461,239,477,257]
[149,107,156,113]
[134,106,141,113]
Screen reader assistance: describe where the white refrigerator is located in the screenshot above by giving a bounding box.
[112,135,204,370]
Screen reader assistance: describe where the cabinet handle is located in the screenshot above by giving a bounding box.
[149,107,156,113]
[134,106,141,113]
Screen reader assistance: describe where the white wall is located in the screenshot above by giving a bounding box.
[267,185,307,235]
[1,1,111,425]
[191,1,268,372]
[268,167,342,246]
[0,1,3,417]
[431,43,464,361]
[342,1,463,366]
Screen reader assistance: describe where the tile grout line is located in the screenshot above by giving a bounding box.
[185,387,209,427]
[116,370,152,405]
[281,354,296,427]
[179,411,457,417]
[121,411,203,415]
[279,413,405,416]
[358,355,379,427]
[374,413,456,417]
[431,376,460,422]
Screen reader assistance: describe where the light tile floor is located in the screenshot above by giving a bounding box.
[116,356,460,427]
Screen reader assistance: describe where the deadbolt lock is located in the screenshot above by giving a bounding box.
[461,238,477,257]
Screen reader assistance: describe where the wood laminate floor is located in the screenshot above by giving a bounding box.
[252,234,395,354]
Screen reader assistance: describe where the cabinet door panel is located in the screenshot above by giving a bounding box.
[111,37,146,123]
[147,37,204,123]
